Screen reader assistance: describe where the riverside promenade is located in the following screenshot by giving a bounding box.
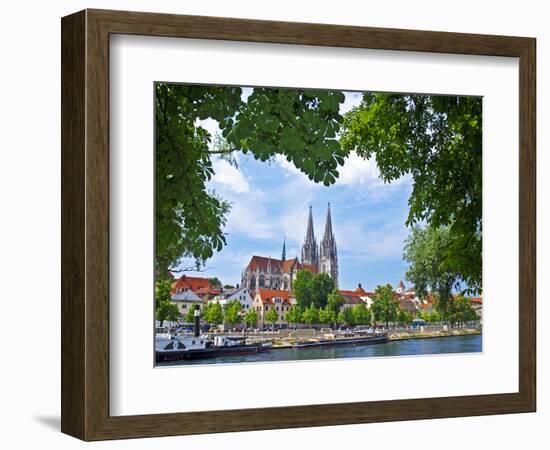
[207,324,482,349]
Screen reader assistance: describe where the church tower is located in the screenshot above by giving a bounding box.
[281,236,286,261]
[319,203,339,287]
[301,206,318,266]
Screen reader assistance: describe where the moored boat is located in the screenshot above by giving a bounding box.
[156,335,272,362]
[292,333,388,349]
[155,305,272,362]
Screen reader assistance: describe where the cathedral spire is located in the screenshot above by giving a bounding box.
[320,203,338,287]
[323,202,334,240]
[301,205,318,266]
[306,205,315,242]
[282,236,286,261]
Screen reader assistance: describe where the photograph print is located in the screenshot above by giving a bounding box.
[154,83,483,366]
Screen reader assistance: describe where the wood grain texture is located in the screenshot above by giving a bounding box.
[60,8,537,441]
[61,10,86,439]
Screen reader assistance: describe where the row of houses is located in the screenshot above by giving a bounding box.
[169,275,482,329]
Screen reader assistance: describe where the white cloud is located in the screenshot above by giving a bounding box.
[274,154,302,177]
[335,151,380,186]
[196,117,220,142]
[337,217,409,262]
[225,199,278,240]
[210,159,250,194]
[276,150,381,188]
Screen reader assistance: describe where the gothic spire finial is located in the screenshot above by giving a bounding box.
[323,202,334,240]
[282,235,286,261]
[306,205,315,242]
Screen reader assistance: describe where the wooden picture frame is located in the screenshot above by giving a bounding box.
[61,9,536,441]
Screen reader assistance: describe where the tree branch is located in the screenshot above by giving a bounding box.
[168,265,215,274]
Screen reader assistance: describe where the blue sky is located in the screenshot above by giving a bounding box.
[182,90,414,292]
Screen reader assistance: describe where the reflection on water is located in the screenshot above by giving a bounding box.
[157,333,482,367]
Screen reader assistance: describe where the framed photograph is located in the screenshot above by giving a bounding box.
[61,9,536,441]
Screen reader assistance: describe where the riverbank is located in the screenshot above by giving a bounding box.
[260,327,482,349]
[388,328,481,341]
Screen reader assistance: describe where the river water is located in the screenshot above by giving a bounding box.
[158,333,482,367]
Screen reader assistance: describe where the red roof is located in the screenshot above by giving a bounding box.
[355,285,367,295]
[281,259,297,272]
[339,286,372,298]
[246,255,317,274]
[195,286,221,296]
[171,275,211,294]
[339,290,359,297]
[339,285,372,305]
[256,288,292,305]
[470,296,483,304]
[247,256,282,272]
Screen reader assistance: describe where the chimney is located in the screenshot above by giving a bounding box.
[193,304,201,337]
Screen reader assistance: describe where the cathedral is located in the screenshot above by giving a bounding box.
[241,204,339,292]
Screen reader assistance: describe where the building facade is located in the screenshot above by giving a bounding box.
[212,286,254,311]
[253,288,294,329]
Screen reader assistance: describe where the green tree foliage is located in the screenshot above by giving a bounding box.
[403,226,466,321]
[155,279,181,326]
[419,310,441,323]
[285,305,303,327]
[326,289,345,316]
[293,269,314,308]
[202,301,223,325]
[223,300,242,327]
[310,273,336,309]
[397,309,413,327]
[293,270,336,309]
[155,84,239,273]
[352,303,371,326]
[244,308,258,328]
[341,94,482,290]
[184,304,197,324]
[338,307,355,327]
[265,308,279,330]
[319,306,336,326]
[155,84,348,273]
[450,296,478,325]
[208,277,222,287]
[371,284,399,328]
[302,304,320,325]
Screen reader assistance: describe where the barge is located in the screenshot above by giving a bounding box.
[292,333,388,349]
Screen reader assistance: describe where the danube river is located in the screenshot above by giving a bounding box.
[158,333,482,367]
